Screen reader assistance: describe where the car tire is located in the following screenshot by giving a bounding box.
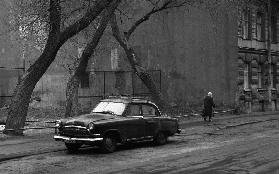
[154,132,167,145]
[101,135,116,153]
[65,143,82,152]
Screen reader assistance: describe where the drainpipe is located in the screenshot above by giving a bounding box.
[267,0,276,111]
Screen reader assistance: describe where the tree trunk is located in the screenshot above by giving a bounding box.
[4,42,61,135]
[64,0,120,118]
[126,49,167,110]
[110,15,168,111]
[136,69,166,109]
[65,75,80,118]
[4,0,113,135]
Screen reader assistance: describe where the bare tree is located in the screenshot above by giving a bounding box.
[63,0,191,115]
[64,0,121,118]
[4,0,115,135]
[109,0,195,111]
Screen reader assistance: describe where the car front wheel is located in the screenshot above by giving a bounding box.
[65,143,82,152]
[101,135,116,153]
[154,132,167,145]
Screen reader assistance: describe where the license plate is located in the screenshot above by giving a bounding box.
[65,139,76,143]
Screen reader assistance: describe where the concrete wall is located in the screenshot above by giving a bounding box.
[126,3,239,107]
[0,0,23,107]
[30,73,68,108]
[0,0,22,68]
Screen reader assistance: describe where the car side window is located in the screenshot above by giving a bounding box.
[126,104,141,116]
[142,104,158,117]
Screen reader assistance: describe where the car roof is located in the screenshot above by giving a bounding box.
[100,96,152,104]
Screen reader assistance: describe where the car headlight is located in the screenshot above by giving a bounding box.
[55,120,62,128]
[87,122,94,131]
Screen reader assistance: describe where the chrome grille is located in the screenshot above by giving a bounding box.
[61,126,90,137]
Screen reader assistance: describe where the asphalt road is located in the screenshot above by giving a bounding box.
[0,114,279,174]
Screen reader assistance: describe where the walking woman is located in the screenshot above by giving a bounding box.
[203,92,215,122]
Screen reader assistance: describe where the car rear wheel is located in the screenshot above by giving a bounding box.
[154,132,167,145]
[101,135,117,153]
[65,143,82,152]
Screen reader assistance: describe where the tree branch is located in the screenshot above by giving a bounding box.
[58,0,113,45]
[110,13,167,110]
[110,13,138,71]
[126,0,189,39]
[48,0,61,38]
[76,0,121,77]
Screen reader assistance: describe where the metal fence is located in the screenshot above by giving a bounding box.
[78,70,161,111]
[0,67,24,107]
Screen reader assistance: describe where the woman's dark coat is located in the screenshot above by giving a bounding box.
[203,96,215,117]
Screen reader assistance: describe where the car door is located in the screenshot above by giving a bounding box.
[142,103,161,137]
[124,103,145,139]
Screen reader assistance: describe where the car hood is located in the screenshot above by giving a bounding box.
[63,113,117,127]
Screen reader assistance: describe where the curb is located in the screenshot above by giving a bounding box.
[178,111,279,126]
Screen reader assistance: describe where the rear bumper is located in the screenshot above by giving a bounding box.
[54,135,103,143]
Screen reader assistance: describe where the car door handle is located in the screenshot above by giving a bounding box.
[146,121,156,123]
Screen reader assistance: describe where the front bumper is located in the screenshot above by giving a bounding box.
[54,135,103,143]
[177,129,182,134]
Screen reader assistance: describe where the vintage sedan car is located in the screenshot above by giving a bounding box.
[54,96,181,153]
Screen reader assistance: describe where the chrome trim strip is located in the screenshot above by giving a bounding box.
[127,116,144,119]
[54,135,103,142]
[64,125,87,129]
[127,136,154,141]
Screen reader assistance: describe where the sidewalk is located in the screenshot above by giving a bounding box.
[1,111,279,140]
[178,110,279,126]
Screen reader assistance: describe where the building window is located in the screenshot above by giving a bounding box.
[256,11,265,41]
[271,15,277,43]
[80,72,89,88]
[240,7,252,40]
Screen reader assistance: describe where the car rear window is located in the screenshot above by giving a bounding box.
[142,104,157,116]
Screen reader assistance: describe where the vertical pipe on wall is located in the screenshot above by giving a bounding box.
[244,63,249,89]
[258,64,262,88]
[267,0,276,110]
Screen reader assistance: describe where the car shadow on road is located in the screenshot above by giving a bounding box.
[66,140,180,155]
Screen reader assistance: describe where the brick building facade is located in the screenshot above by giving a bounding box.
[237,0,279,112]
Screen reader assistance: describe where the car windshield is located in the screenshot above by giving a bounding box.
[91,101,126,116]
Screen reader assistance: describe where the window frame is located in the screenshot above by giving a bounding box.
[255,11,265,41]
[241,7,252,40]
[271,15,277,43]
